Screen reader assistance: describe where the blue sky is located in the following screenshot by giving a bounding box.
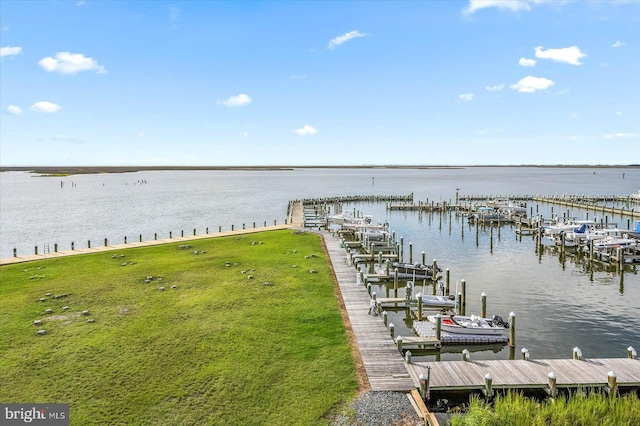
[1,0,638,166]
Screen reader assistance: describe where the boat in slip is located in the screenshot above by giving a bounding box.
[391,261,441,278]
[422,294,456,309]
[427,314,510,336]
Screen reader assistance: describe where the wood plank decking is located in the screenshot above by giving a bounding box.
[406,358,640,392]
[323,232,415,391]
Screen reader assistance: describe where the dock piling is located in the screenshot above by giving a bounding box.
[483,374,493,399]
[607,371,618,395]
[389,322,395,338]
[521,348,530,360]
[416,293,423,321]
[628,346,637,359]
[462,348,470,362]
[481,292,487,318]
[547,372,558,398]
[573,347,582,360]
[509,312,516,348]
[435,314,442,340]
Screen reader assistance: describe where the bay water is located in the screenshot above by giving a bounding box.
[1,167,639,360]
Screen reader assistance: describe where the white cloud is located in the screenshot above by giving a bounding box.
[6,105,23,115]
[38,52,106,74]
[458,93,474,102]
[612,40,625,48]
[464,0,531,15]
[486,84,504,92]
[217,94,252,107]
[327,30,367,49]
[534,46,586,65]
[0,46,22,57]
[30,101,62,113]
[604,132,636,139]
[519,57,537,67]
[53,134,84,144]
[510,76,554,93]
[294,124,318,136]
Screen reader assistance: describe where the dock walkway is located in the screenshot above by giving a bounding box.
[406,358,640,393]
[322,231,415,391]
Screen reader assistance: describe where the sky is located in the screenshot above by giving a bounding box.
[0,0,639,166]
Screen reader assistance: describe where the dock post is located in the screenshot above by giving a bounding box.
[405,350,412,364]
[628,346,637,359]
[219,226,222,232]
[13,248,17,257]
[509,312,516,348]
[378,251,383,266]
[394,269,398,298]
[589,239,594,261]
[154,233,157,240]
[445,269,450,295]
[382,311,388,326]
[432,259,437,281]
[400,237,404,263]
[406,282,413,301]
[170,231,172,238]
[139,234,142,242]
[416,293,423,321]
[409,243,413,264]
[435,314,442,340]
[421,251,426,266]
[456,293,462,315]
[231,225,234,231]
[521,348,530,360]
[461,279,466,316]
[35,246,38,255]
[617,247,624,268]
[367,283,372,296]
[462,348,470,362]
[483,374,493,399]
[104,238,108,246]
[490,224,493,251]
[607,371,618,395]
[206,227,209,234]
[88,240,91,249]
[397,336,403,352]
[573,347,582,360]
[386,259,390,277]
[481,292,487,318]
[389,323,395,338]
[419,371,430,401]
[547,372,558,398]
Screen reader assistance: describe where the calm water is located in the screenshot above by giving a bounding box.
[1,167,639,360]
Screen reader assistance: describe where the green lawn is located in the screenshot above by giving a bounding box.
[0,230,358,425]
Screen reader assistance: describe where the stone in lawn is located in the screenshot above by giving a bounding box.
[82,310,90,316]
[44,309,53,314]
[37,330,46,335]
[159,287,165,291]
[34,320,42,326]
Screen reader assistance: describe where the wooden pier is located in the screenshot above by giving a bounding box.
[406,357,640,393]
[322,231,415,391]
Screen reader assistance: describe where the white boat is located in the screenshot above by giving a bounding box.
[427,314,509,336]
[422,295,456,309]
[543,219,595,236]
[593,235,637,249]
[487,198,527,215]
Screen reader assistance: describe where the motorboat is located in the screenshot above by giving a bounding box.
[391,261,441,278]
[542,219,596,236]
[422,294,456,309]
[427,314,510,336]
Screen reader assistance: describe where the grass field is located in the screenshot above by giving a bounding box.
[0,230,358,425]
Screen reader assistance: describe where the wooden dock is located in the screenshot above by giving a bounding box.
[322,231,415,391]
[406,357,640,393]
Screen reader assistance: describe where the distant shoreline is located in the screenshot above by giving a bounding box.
[0,164,638,176]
